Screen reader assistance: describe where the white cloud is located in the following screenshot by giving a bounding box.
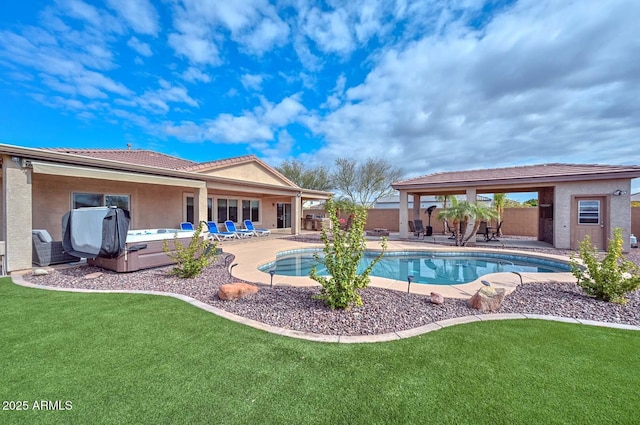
[240,73,264,91]
[168,32,220,65]
[134,79,199,113]
[181,66,211,83]
[309,0,640,175]
[302,7,354,55]
[127,37,153,57]
[106,0,160,35]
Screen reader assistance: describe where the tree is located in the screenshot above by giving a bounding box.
[310,198,387,309]
[276,160,333,191]
[437,198,497,246]
[435,195,452,234]
[523,198,538,207]
[332,158,404,208]
[493,193,506,236]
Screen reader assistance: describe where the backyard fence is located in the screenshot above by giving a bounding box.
[305,207,640,238]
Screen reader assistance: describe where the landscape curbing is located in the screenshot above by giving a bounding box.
[8,273,640,343]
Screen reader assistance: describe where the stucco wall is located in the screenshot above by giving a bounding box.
[202,163,287,187]
[304,207,540,236]
[32,174,189,240]
[555,179,631,250]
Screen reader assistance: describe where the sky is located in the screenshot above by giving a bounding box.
[1,0,639,199]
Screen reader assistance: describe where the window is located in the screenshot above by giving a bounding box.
[242,200,260,222]
[578,200,600,224]
[73,193,130,210]
[217,199,227,223]
[185,195,214,223]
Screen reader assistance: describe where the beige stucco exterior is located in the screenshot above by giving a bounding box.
[393,167,640,251]
[201,162,291,187]
[554,179,631,250]
[0,144,330,272]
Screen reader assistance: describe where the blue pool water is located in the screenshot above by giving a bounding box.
[258,249,572,285]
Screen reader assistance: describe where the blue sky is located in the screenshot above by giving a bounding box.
[1,0,639,197]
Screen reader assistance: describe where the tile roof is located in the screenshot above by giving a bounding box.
[394,163,640,187]
[43,148,196,169]
[177,154,257,172]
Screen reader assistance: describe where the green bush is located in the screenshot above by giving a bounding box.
[570,228,640,304]
[310,198,387,309]
[162,225,218,278]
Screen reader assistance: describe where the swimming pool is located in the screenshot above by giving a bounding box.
[258,249,572,285]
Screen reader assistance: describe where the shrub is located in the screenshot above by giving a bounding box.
[310,198,387,309]
[162,225,218,278]
[570,228,640,304]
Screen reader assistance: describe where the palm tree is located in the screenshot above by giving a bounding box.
[462,203,498,245]
[435,195,452,234]
[493,193,506,236]
[438,198,497,246]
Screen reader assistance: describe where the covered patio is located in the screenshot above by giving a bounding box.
[392,164,640,251]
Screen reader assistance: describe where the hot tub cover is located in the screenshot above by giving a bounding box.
[62,207,130,259]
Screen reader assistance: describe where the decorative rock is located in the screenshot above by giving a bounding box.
[84,272,103,280]
[468,286,507,312]
[430,292,445,305]
[218,283,259,301]
[32,268,49,276]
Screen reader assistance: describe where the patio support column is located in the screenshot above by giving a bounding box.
[399,190,409,238]
[465,188,477,235]
[193,183,208,230]
[291,193,302,235]
[2,155,33,271]
[412,193,421,220]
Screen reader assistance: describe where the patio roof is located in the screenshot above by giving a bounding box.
[393,163,640,193]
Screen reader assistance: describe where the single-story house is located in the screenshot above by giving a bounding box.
[392,163,640,251]
[1,143,331,272]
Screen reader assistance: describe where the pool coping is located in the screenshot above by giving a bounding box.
[226,238,579,299]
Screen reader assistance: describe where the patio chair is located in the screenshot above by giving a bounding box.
[476,221,489,242]
[444,220,456,239]
[488,221,503,241]
[180,222,194,231]
[409,219,426,239]
[206,221,237,241]
[243,220,270,237]
[32,229,80,267]
[224,220,253,238]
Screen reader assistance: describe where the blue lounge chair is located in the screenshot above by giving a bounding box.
[224,220,253,238]
[180,222,194,231]
[243,220,270,236]
[206,221,236,241]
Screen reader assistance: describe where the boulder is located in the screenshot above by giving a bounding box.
[32,268,49,276]
[84,272,103,279]
[430,292,445,305]
[218,283,259,301]
[467,286,506,312]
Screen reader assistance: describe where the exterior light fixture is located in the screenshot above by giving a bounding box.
[613,190,628,196]
[269,270,276,287]
[511,272,523,285]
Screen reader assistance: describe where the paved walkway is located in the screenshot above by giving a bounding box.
[224,236,577,299]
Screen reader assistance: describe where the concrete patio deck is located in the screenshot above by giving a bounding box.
[220,232,577,299]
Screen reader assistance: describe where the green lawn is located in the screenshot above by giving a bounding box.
[1,278,639,425]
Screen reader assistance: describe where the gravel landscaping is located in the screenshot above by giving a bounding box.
[22,244,640,336]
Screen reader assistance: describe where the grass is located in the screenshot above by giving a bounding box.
[1,277,639,425]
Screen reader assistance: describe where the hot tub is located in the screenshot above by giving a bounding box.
[88,229,197,272]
